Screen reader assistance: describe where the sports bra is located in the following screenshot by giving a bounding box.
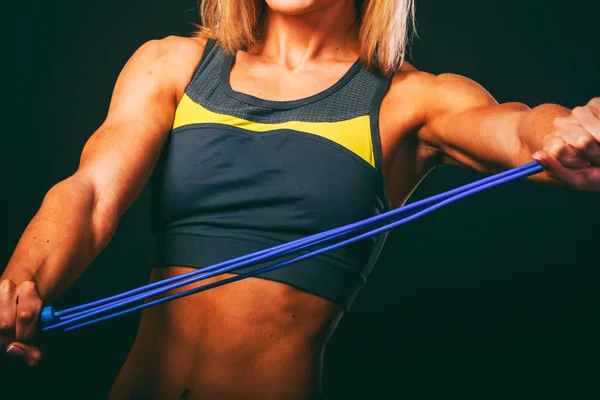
[148,39,393,310]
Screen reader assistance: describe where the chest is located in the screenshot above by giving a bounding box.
[151,125,385,235]
[156,46,430,230]
[228,55,358,102]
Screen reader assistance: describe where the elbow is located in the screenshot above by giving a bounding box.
[85,181,121,254]
[53,174,120,254]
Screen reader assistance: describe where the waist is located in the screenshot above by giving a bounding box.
[153,228,373,310]
[147,267,342,361]
[138,266,343,398]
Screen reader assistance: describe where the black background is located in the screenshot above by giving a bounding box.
[5,0,599,398]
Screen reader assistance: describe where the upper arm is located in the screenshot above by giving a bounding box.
[72,36,206,220]
[417,73,532,171]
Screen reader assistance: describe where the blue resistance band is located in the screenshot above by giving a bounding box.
[40,162,543,333]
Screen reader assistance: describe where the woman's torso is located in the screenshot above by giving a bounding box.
[110,267,342,399]
[110,37,432,399]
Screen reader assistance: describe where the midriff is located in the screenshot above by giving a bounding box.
[109,266,344,399]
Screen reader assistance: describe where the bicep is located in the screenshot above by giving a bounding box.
[76,117,169,221]
[418,73,531,172]
[73,38,198,219]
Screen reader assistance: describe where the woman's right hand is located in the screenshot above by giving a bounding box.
[0,279,43,366]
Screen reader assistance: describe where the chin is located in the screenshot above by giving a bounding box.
[264,0,340,15]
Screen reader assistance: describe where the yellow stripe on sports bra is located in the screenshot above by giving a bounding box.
[172,94,375,167]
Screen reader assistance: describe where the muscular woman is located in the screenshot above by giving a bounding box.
[3,1,599,399]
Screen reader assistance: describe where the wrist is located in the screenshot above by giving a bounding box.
[1,263,49,301]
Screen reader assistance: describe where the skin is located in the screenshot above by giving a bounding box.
[2,0,599,398]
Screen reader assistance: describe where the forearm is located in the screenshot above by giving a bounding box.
[420,74,574,177]
[513,103,571,183]
[2,176,117,303]
[418,73,598,189]
[517,104,571,161]
[435,103,572,176]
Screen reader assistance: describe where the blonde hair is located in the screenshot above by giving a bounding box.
[196,0,416,76]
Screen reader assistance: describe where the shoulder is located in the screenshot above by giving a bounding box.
[379,62,499,143]
[380,62,437,131]
[120,36,209,95]
[137,35,208,64]
[387,65,497,117]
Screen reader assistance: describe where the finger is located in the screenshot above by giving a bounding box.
[15,281,42,344]
[541,133,589,169]
[5,342,42,366]
[578,166,600,191]
[532,150,590,190]
[587,98,600,116]
[571,105,600,142]
[554,120,600,166]
[0,280,17,347]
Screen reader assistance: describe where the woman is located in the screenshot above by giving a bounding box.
[2,0,599,398]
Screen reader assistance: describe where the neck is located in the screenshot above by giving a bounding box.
[254,1,359,69]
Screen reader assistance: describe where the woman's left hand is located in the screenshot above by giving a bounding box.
[533,97,600,191]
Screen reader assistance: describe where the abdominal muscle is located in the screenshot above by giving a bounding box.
[108,266,344,400]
